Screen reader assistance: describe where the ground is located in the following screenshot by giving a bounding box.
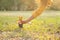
[0,10,60,40]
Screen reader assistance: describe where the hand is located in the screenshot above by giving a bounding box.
[18,20,27,24]
[18,16,28,24]
[18,16,34,24]
[18,20,27,28]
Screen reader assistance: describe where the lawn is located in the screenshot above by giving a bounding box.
[0,11,60,40]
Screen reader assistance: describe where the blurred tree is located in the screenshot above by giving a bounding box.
[0,0,36,11]
[0,0,15,11]
[50,0,60,10]
[19,0,36,11]
[0,0,60,11]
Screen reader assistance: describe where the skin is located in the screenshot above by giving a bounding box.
[18,0,52,24]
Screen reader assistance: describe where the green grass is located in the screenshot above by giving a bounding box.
[0,16,60,40]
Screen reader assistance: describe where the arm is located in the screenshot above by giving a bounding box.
[25,0,52,23]
[19,0,52,24]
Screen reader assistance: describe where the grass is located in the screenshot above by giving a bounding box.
[0,15,60,40]
[0,11,60,40]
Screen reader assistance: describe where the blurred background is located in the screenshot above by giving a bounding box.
[0,0,60,40]
[0,0,60,11]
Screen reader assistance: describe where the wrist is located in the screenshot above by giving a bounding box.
[26,16,34,22]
